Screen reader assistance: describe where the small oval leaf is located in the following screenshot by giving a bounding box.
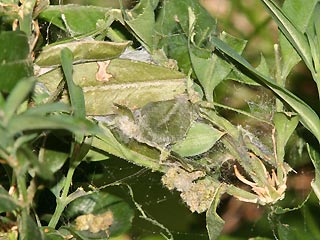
[172,122,224,157]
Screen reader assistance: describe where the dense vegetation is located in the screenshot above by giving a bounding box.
[0,0,319,239]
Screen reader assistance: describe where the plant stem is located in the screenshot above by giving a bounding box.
[274,44,284,112]
[48,166,76,228]
[16,171,31,232]
[16,173,28,208]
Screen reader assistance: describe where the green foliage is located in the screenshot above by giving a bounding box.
[0,31,33,92]
[0,0,319,239]
[64,191,134,238]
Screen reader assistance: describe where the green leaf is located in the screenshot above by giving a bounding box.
[41,227,65,240]
[23,102,70,116]
[7,114,100,137]
[19,212,44,240]
[38,133,70,173]
[155,0,216,46]
[306,3,320,76]
[206,186,224,240]
[3,77,35,125]
[49,176,66,199]
[0,31,33,92]
[17,144,54,180]
[93,123,163,172]
[307,144,320,203]
[189,32,247,101]
[38,59,186,115]
[65,191,134,238]
[60,48,86,119]
[36,41,131,67]
[38,5,111,35]
[273,112,299,162]
[277,209,320,240]
[155,0,217,73]
[1,0,19,3]
[210,36,320,144]
[249,238,273,240]
[302,206,320,238]
[279,0,318,80]
[172,122,224,157]
[0,186,20,213]
[227,54,269,86]
[137,97,193,146]
[260,0,313,73]
[124,0,157,51]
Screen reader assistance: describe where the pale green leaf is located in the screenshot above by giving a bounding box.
[189,32,247,101]
[206,186,224,240]
[273,112,299,162]
[124,0,157,51]
[137,97,192,146]
[172,122,224,157]
[38,59,186,115]
[36,41,131,67]
[38,5,110,35]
